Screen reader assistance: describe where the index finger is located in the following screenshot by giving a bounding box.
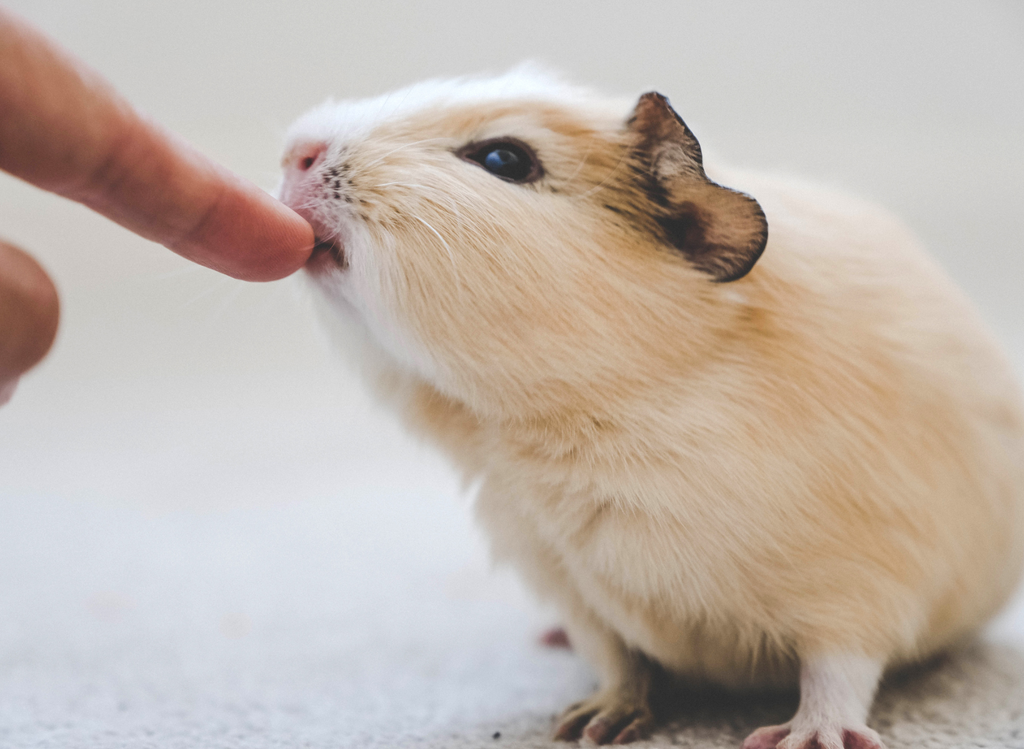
[0,10,314,281]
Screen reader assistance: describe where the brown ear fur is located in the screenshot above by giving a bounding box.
[629,92,768,282]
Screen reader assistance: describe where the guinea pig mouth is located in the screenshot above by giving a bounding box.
[306,236,347,273]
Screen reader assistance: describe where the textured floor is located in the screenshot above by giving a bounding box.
[2,363,1024,749]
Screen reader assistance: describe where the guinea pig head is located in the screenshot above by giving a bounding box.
[281,74,767,417]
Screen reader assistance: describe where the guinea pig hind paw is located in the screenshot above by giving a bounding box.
[742,723,885,749]
[553,690,654,745]
[741,724,792,749]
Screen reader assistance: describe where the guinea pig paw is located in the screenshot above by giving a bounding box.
[741,724,792,749]
[553,690,654,745]
[742,723,885,749]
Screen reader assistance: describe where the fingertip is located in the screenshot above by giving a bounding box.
[0,240,60,380]
[238,190,317,282]
[171,175,316,283]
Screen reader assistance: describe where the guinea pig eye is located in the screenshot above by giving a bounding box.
[458,138,542,184]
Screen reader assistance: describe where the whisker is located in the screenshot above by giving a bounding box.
[371,90,396,131]
[579,147,630,199]
[410,213,463,295]
[373,180,463,219]
[562,145,593,190]
[291,195,323,212]
[378,180,512,276]
[376,181,470,223]
[205,279,249,326]
[360,138,452,171]
[178,273,236,309]
[387,85,416,124]
[373,182,435,190]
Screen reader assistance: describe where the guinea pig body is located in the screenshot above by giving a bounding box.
[280,69,1024,749]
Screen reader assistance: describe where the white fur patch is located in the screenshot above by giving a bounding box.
[284,64,584,156]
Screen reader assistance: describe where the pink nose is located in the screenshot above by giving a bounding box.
[285,140,328,173]
[281,140,328,210]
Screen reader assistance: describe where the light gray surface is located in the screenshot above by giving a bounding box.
[1,2,1023,747]
[2,373,1024,749]
[2,372,1024,749]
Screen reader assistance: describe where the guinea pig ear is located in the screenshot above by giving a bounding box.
[628,92,768,282]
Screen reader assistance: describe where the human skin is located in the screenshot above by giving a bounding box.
[0,8,315,403]
[0,239,58,405]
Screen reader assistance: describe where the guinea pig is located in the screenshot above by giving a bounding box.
[278,68,1024,749]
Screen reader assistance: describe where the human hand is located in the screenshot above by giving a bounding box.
[0,240,58,406]
[0,9,315,404]
[0,8,315,281]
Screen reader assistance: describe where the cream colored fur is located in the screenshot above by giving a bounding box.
[281,68,1024,743]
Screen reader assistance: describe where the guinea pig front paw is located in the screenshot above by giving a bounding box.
[553,689,654,745]
[741,722,885,749]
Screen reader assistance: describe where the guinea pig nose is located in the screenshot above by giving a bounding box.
[281,141,330,210]
[285,141,328,173]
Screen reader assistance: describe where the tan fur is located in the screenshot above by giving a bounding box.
[282,71,1024,721]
